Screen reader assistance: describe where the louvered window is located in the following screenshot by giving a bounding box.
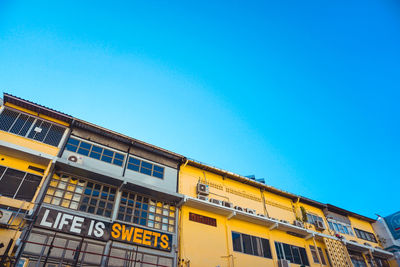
[0,108,66,147]
[0,165,42,201]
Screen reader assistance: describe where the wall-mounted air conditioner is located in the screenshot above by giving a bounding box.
[209,198,222,205]
[315,220,326,231]
[67,153,83,164]
[234,206,244,211]
[222,201,233,209]
[0,209,13,225]
[278,259,290,267]
[244,208,256,215]
[293,220,304,228]
[197,194,209,201]
[197,183,209,195]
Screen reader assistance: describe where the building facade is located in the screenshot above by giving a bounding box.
[0,93,396,267]
[373,212,400,266]
[177,162,395,267]
[0,93,185,266]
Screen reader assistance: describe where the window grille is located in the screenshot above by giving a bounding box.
[0,165,42,201]
[0,108,66,146]
[43,173,116,218]
[118,191,176,233]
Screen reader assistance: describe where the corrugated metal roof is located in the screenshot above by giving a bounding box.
[3,92,73,123]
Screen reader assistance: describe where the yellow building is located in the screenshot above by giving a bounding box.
[178,160,395,267]
[0,93,71,266]
[0,93,396,267]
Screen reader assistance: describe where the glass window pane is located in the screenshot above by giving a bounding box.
[318,247,326,265]
[91,145,103,153]
[68,138,80,146]
[128,163,139,171]
[153,165,164,172]
[101,155,112,163]
[129,157,140,165]
[141,161,152,169]
[232,232,242,252]
[103,149,114,157]
[78,147,90,156]
[261,238,272,259]
[242,234,253,255]
[140,167,152,175]
[115,153,124,160]
[80,142,91,150]
[153,171,163,179]
[299,247,310,266]
[113,159,123,166]
[89,151,101,160]
[283,244,293,262]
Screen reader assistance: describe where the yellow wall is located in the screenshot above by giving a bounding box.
[348,216,380,247]
[0,131,60,156]
[179,165,332,267]
[0,153,50,262]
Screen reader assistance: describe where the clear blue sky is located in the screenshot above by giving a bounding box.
[1,1,399,218]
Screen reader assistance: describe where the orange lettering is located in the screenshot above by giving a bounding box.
[121,225,134,241]
[133,228,143,244]
[111,223,121,239]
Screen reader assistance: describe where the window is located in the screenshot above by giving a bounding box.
[0,165,42,201]
[275,242,309,266]
[117,191,175,233]
[354,228,377,243]
[0,108,66,146]
[327,219,354,236]
[317,247,327,265]
[43,174,116,217]
[231,232,272,259]
[127,156,165,179]
[307,213,325,227]
[309,245,320,263]
[65,137,125,166]
[374,257,390,267]
[349,252,367,267]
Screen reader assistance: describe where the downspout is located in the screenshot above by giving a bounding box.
[223,217,233,267]
[260,189,270,218]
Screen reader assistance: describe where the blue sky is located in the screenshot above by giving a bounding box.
[1,0,399,218]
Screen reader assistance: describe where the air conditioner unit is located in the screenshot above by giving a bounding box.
[257,213,266,217]
[245,208,256,215]
[209,198,222,205]
[197,183,209,195]
[280,219,289,224]
[222,201,233,209]
[315,220,326,231]
[278,259,290,267]
[234,206,244,211]
[0,209,13,225]
[197,194,209,201]
[67,153,83,164]
[293,220,304,228]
